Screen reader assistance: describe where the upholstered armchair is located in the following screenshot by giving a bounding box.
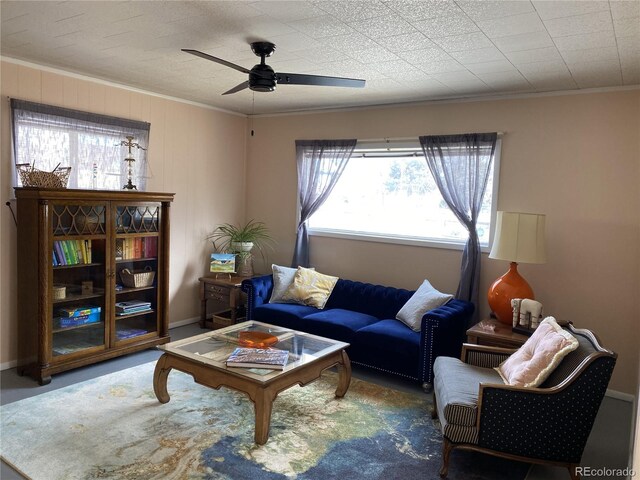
[433,324,616,480]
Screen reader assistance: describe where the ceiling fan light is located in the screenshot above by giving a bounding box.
[251,85,275,93]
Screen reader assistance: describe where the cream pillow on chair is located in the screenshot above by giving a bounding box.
[496,316,579,387]
[281,267,338,309]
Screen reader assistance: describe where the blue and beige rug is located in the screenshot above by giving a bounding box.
[1,362,529,479]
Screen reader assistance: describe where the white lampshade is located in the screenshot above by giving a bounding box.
[489,212,546,264]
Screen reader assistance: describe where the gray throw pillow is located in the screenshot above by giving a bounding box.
[396,279,453,332]
[269,264,314,303]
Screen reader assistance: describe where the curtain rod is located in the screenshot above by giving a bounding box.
[357,132,504,143]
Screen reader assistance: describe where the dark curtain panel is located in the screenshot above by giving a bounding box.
[291,139,356,268]
[420,133,497,325]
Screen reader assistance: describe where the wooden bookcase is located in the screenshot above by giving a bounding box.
[15,187,174,385]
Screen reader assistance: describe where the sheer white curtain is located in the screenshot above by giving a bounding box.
[420,133,497,324]
[292,139,356,267]
[11,99,150,191]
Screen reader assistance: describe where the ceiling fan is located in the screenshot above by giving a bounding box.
[182,41,366,95]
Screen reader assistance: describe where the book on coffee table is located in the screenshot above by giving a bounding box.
[226,347,289,370]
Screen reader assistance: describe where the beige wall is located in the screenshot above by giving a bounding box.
[245,90,640,395]
[1,59,637,396]
[0,60,248,367]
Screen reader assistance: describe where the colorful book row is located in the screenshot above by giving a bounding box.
[53,240,92,266]
[115,237,157,261]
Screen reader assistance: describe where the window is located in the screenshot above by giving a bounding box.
[11,99,150,191]
[307,140,500,249]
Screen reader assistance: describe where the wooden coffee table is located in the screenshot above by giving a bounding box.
[153,321,351,444]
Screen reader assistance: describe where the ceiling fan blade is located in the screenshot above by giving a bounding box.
[182,49,251,75]
[222,81,250,95]
[276,72,365,88]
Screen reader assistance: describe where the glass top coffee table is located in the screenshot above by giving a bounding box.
[153,321,351,444]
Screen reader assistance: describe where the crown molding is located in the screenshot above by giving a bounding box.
[1,56,246,118]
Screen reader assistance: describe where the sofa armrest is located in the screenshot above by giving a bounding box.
[420,299,474,385]
[241,274,273,320]
[461,343,516,368]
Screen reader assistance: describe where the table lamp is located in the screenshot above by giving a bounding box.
[488,211,546,325]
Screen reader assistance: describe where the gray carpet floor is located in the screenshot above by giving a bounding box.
[1,322,634,480]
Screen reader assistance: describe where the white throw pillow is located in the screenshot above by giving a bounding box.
[269,264,314,303]
[396,280,453,331]
[496,317,579,387]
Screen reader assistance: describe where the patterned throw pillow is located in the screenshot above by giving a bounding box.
[269,265,316,303]
[496,317,579,387]
[281,267,339,309]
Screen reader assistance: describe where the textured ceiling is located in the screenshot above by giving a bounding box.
[1,0,639,115]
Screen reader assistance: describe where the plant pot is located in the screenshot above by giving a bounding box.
[230,241,254,253]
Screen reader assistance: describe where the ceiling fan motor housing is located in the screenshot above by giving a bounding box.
[249,64,276,92]
[183,41,365,95]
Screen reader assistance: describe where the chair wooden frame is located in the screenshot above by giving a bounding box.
[435,325,617,480]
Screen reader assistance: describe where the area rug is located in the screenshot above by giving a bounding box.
[1,362,529,480]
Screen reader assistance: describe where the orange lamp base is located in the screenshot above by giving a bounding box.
[487,262,535,325]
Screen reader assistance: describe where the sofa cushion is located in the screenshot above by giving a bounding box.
[301,309,380,344]
[434,356,503,427]
[251,303,319,330]
[325,280,413,320]
[348,320,421,379]
[355,320,420,357]
[396,279,453,331]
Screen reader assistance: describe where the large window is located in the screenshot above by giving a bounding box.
[11,99,150,191]
[308,140,500,249]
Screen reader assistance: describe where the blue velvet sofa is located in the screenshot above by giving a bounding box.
[241,275,474,387]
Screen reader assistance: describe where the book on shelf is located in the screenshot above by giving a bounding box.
[116,328,147,340]
[60,241,73,264]
[55,312,101,328]
[134,238,142,258]
[73,240,84,264]
[115,306,152,316]
[115,300,152,315]
[56,305,101,318]
[85,239,92,263]
[115,239,124,260]
[115,300,151,310]
[54,242,66,265]
[226,347,289,370]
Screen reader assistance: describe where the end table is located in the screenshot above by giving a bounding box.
[466,318,528,349]
[199,276,252,329]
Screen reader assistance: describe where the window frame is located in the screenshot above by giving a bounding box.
[305,138,502,253]
[10,99,150,195]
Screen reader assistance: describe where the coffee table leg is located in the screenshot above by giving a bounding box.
[153,353,172,404]
[254,389,275,445]
[335,350,352,398]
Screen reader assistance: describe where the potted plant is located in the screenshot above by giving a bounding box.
[207,220,274,276]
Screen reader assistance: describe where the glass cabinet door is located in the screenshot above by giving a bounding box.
[50,203,107,358]
[113,203,161,344]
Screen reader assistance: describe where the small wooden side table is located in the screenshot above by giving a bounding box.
[199,276,252,329]
[466,318,529,349]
